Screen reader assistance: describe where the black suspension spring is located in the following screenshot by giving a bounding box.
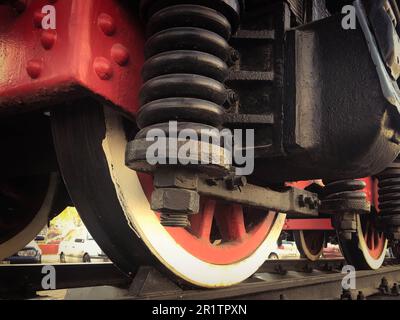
[133,0,240,227]
[377,160,400,239]
[377,163,400,216]
[138,0,240,130]
[322,179,367,203]
[322,179,368,239]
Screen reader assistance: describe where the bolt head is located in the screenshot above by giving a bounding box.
[151,188,200,214]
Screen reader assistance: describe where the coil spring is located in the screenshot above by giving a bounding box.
[377,163,400,217]
[138,1,238,130]
[322,179,367,201]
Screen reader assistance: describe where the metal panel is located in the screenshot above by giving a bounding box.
[0,0,144,115]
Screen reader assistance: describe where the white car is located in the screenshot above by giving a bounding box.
[268,240,301,260]
[58,232,108,263]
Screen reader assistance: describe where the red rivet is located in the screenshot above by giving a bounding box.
[26,59,43,79]
[98,13,116,36]
[33,10,46,28]
[94,57,113,80]
[41,30,57,50]
[111,44,130,66]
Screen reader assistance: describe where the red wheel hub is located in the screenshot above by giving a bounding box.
[138,173,276,265]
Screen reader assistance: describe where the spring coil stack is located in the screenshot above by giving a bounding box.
[137,0,240,131]
[126,0,241,227]
[377,159,400,240]
[323,180,367,204]
[322,179,368,239]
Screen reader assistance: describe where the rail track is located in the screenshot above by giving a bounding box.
[2,259,400,300]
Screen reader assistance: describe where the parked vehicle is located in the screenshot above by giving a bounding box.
[58,232,108,263]
[4,241,42,264]
[268,241,301,260]
[322,243,343,259]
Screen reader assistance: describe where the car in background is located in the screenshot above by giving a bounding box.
[322,243,343,259]
[58,232,108,263]
[268,240,301,260]
[4,240,42,264]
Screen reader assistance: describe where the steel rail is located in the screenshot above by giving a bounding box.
[1,259,400,300]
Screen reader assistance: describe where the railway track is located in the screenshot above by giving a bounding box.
[1,259,400,300]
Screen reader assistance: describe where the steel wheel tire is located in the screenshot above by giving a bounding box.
[338,178,387,270]
[51,102,286,288]
[0,173,62,261]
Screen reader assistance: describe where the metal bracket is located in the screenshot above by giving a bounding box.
[196,177,320,217]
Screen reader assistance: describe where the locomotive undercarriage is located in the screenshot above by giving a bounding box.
[2,0,400,288]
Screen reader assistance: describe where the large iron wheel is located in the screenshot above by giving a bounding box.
[291,181,326,261]
[51,102,286,288]
[338,178,388,270]
[0,173,63,261]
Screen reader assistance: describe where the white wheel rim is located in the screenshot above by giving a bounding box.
[0,173,58,261]
[297,231,324,262]
[102,109,286,288]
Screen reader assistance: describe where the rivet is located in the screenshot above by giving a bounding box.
[26,59,43,79]
[98,13,116,36]
[41,30,57,50]
[94,57,113,80]
[33,10,46,28]
[111,44,130,66]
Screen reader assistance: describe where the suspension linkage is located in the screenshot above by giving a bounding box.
[152,171,320,217]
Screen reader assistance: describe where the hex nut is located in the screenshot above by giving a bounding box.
[151,188,200,214]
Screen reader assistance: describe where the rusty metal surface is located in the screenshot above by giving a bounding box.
[196,177,320,217]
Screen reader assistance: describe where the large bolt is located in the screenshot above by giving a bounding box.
[151,188,200,214]
[151,188,200,228]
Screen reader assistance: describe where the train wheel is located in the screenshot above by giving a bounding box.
[51,103,286,288]
[338,213,387,269]
[0,173,62,261]
[337,179,388,270]
[294,230,325,261]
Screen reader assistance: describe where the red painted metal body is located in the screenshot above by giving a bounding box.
[0,0,144,115]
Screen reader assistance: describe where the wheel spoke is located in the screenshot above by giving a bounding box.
[190,200,215,241]
[215,204,247,242]
[364,221,370,246]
